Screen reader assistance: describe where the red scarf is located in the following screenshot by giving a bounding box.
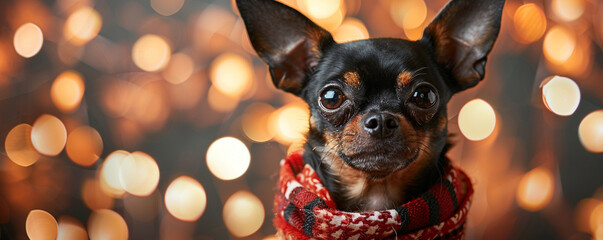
[274,152,473,240]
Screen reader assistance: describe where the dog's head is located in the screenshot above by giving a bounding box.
[237,0,503,177]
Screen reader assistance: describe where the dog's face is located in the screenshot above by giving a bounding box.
[304,39,451,177]
[237,0,503,204]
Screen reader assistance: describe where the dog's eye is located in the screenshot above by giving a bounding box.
[320,87,345,110]
[410,86,437,108]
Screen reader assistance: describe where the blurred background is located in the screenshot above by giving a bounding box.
[0,0,602,239]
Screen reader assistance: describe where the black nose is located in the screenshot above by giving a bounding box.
[362,112,400,138]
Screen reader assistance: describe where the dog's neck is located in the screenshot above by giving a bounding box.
[303,144,446,212]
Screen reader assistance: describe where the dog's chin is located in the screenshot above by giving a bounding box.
[338,149,419,179]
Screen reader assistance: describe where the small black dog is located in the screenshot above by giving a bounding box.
[237,0,503,212]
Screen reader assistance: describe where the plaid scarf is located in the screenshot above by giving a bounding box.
[274,152,473,240]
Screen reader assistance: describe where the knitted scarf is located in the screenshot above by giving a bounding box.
[274,152,473,240]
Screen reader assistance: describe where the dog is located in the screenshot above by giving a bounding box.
[236,0,503,236]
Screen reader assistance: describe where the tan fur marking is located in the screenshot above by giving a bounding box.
[437,115,447,132]
[348,181,365,198]
[343,71,361,88]
[318,113,442,211]
[397,71,414,87]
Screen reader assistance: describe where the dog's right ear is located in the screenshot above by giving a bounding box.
[236,0,334,95]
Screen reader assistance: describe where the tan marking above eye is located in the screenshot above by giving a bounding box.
[397,71,414,87]
[343,71,361,88]
[437,115,447,131]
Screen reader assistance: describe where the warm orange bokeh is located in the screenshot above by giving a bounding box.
[13,23,43,58]
[333,17,369,43]
[66,126,103,167]
[516,167,555,211]
[63,7,102,46]
[512,3,546,44]
[579,110,603,153]
[30,114,67,157]
[25,209,57,240]
[57,216,88,240]
[5,124,40,167]
[132,34,171,72]
[206,137,251,180]
[50,71,85,113]
[87,209,128,240]
[223,190,265,238]
[458,99,497,141]
[164,176,207,222]
[543,26,576,65]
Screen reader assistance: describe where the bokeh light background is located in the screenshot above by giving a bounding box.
[0,0,602,239]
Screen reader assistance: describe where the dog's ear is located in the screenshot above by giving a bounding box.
[421,0,504,92]
[236,0,335,95]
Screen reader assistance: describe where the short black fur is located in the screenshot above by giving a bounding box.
[237,0,504,211]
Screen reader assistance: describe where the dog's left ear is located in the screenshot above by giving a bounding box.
[421,0,505,92]
[236,0,335,95]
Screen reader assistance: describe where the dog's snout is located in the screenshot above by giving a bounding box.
[362,113,399,138]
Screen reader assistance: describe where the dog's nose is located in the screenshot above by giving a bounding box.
[362,113,399,138]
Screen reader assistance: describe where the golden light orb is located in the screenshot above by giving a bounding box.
[301,0,341,19]
[87,209,128,240]
[63,7,103,46]
[241,103,276,142]
[51,71,85,113]
[162,52,195,84]
[591,202,603,236]
[223,191,265,238]
[31,114,67,156]
[552,0,585,22]
[458,99,496,141]
[209,53,253,98]
[270,103,309,145]
[99,150,129,197]
[132,34,171,72]
[333,18,369,43]
[26,209,58,240]
[579,110,603,153]
[597,225,603,240]
[513,3,547,44]
[516,167,554,211]
[151,0,186,16]
[5,124,40,167]
[541,76,581,116]
[310,6,344,32]
[14,23,44,58]
[66,126,103,167]
[574,198,601,233]
[402,23,428,41]
[543,26,576,64]
[549,35,592,77]
[119,151,160,197]
[206,137,250,180]
[164,176,207,222]
[57,216,88,240]
[391,0,427,29]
